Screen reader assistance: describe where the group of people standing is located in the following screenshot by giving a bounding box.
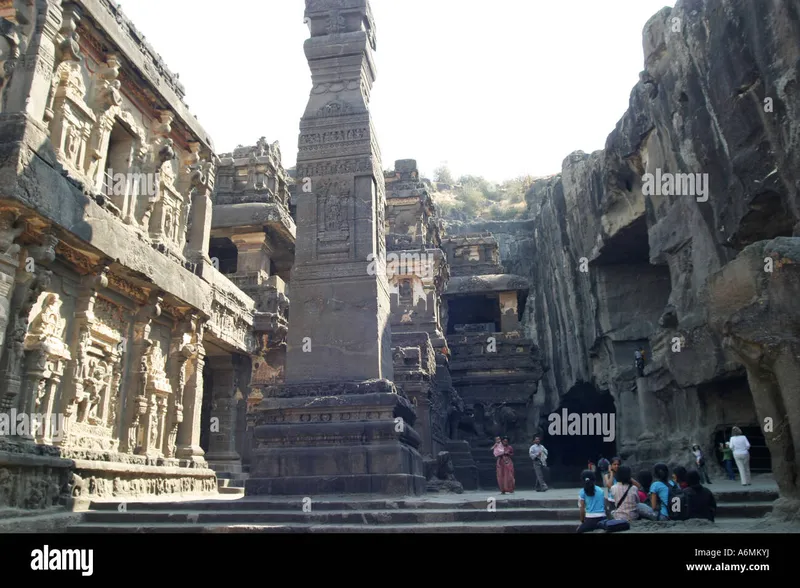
[492,435,550,494]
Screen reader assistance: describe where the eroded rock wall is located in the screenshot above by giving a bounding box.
[450,0,800,479]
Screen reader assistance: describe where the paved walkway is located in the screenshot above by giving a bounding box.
[86,474,779,505]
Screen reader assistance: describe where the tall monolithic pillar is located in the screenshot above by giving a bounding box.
[246,0,423,496]
[285,0,391,382]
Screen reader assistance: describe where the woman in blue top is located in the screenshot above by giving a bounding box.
[637,462,670,521]
[577,469,607,532]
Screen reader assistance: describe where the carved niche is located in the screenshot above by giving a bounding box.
[60,295,125,451]
[139,338,172,458]
[315,178,352,259]
[45,60,96,181]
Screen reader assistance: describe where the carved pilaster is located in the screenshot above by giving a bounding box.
[20,291,70,443]
[165,313,199,458]
[121,291,163,455]
[3,0,62,119]
[0,232,53,413]
[183,143,216,268]
[175,314,207,461]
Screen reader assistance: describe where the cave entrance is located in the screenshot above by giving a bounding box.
[543,382,617,486]
[712,425,772,473]
[446,294,500,335]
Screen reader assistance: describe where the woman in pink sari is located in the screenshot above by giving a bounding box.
[495,436,515,494]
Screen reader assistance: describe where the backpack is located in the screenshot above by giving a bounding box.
[604,519,630,533]
[665,484,690,520]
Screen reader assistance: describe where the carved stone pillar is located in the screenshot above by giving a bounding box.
[205,354,242,472]
[165,313,201,458]
[183,143,215,270]
[175,317,207,461]
[3,0,62,117]
[0,210,24,354]
[121,292,162,455]
[19,292,70,443]
[231,233,271,281]
[0,232,55,415]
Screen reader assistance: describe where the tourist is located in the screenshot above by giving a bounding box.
[604,456,621,492]
[637,462,670,521]
[495,435,515,494]
[729,426,752,486]
[636,469,653,503]
[634,347,646,377]
[576,469,607,533]
[597,454,610,486]
[492,436,504,458]
[672,465,688,489]
[528,435,548,492]
[608,465,640,521]
[720,441,736,480]
[691,444,712,484]
[685,469,716,521]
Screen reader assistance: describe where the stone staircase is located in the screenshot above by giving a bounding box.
[213,466,249,496]
[65,486,778,533]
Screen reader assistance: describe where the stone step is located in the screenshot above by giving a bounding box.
[67,520,578,533]
[80,507,578,525]
[218,487,245,496]
[85,497,580,511]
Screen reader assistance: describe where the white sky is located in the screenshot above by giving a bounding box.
[121,0,674,182]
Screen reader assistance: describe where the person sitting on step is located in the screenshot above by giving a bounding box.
[685,469,716,522]
[608,465,640,521]
[672,465,688,489]
[577,469,607,533]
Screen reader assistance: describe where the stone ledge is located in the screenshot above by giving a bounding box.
[72,459,215,478]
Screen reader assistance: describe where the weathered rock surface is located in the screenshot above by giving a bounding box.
[446,0,800,485]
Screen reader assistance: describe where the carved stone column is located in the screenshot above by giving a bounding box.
[183,143,215,271]
[0,210,24,354]
[175,317,207,461]
[165,313,201,458]
[205,354,242,472]
[0,232,57,415]
[3,0,62,117]
[19,293,71,443]
[121,292,162,455]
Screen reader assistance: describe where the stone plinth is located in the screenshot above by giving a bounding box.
[247,379,424,495]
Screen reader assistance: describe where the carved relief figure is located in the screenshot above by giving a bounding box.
[28,293,66,340]
[82,360,110,424]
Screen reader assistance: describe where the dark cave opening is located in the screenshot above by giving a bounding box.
[208,237,238,274]
[713,425,772,473]
[446,294,501,334]
[543,382,617,485]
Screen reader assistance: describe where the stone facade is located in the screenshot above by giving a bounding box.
[0,0,259,509]
[440,233,544,488]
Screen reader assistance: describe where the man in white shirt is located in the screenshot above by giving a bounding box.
[529,436,549,492]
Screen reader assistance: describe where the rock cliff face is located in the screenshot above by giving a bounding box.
[446,0,800,504]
